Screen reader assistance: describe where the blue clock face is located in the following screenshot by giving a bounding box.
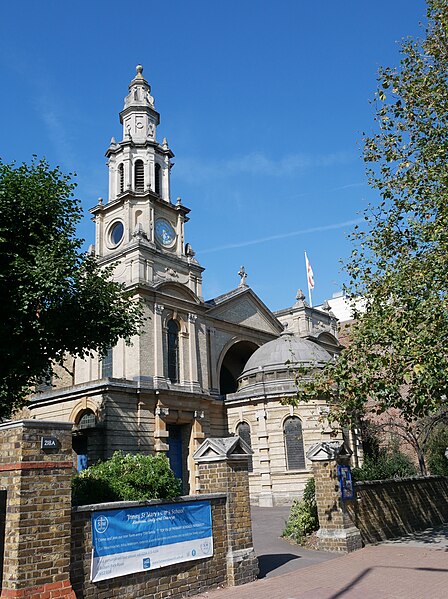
[155,218,176,246]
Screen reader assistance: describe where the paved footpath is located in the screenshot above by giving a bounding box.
[194,544,448,599]
[194,508,448,599]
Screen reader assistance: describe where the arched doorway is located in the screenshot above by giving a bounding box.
[72,409,97,471]
[219,340,259,395]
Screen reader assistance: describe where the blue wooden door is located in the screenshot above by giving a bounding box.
[167,425,183,480]
[73,435,88,472]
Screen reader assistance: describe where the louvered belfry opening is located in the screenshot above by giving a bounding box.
[134,159,144,191]
[155,163,161,195]
[118,163,124,193]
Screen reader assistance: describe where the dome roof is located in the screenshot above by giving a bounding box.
[242,332,333,375]
[226,332,335,400]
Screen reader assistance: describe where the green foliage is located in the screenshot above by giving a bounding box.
[426,425,448,476]
[282,478,318,544]
[72,451,182,506]
[352,446,417,482]
[291,2,448,431]
[0,157,142,416]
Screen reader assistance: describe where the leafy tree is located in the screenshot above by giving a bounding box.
[426,424,448,475]
[292,1,448,473]
[367,408,448,475]
[351,437,417,482]
[72,451,182,505]
[0,157,141,417]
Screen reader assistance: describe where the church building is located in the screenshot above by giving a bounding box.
[29,66,344,505]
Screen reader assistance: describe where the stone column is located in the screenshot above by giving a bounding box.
[0,420,76,598]
[194,437,258,586]
[307,441,362,553]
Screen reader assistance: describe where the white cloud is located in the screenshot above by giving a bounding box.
[200,218,364,254]
[174,150,355,183]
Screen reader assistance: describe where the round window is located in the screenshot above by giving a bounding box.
[109,221,124,246]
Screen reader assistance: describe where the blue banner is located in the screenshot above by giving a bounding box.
[91,500,213,582]
[337,464,354,500]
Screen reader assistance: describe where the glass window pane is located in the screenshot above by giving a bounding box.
[237,421,253,472]
[284,416,305,470]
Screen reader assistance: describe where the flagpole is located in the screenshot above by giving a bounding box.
[305,251,313,307]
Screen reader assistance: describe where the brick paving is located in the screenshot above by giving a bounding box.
[193,544,448,599]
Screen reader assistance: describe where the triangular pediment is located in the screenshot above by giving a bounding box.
[306,441,352,462]
[193,436,253,463]
[206,288,282,334]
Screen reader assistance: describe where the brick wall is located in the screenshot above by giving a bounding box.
[0,425,257,598]
[197,460,258,585]
[71,495,229,598]
[346,476,448,544]
[0,420,76,599]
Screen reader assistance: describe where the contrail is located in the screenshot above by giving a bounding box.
[200,218,364,254]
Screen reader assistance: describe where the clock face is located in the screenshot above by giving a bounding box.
[155,218,176,247]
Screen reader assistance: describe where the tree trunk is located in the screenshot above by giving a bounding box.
[416,447,427,476]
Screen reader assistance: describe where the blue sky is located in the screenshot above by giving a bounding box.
[0,0,428,311]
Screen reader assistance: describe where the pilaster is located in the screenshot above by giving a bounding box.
[188,313,200,392]
[256,407,273,507]
[207,327,218,393]
[153,303,165,386]
[154,405,169,453]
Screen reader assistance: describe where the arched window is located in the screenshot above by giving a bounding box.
[77,410,96,430]
[118,163,124,193]
[167,319,179,382]
[134,159,144,191]
[236,421,253,472]
[155,163,161,195]
[101,347,113,378]
[284,416,305,470]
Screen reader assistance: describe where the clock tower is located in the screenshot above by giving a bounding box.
[90,65,203,298]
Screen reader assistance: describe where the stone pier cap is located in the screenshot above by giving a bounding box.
[193,436,253,463]
[307,440,352,462]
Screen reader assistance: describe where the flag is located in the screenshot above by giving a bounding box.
[305,252,314,290]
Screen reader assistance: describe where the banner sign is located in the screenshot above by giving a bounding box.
[337,464,354,500]
[91,500,213,582]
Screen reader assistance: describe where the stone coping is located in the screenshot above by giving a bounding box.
[355,475,447,488]
[72,492,227,513]
[30,378,213,404]
[0,419,73,431]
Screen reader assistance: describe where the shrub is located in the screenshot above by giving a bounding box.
[282,477,318,544]
[72,451,182,506]
[352,446,417,482]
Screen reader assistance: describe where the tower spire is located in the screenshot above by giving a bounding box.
[105,66,174,203]
[119,64,160,144]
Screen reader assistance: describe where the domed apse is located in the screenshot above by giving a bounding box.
[219,340,259,395]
